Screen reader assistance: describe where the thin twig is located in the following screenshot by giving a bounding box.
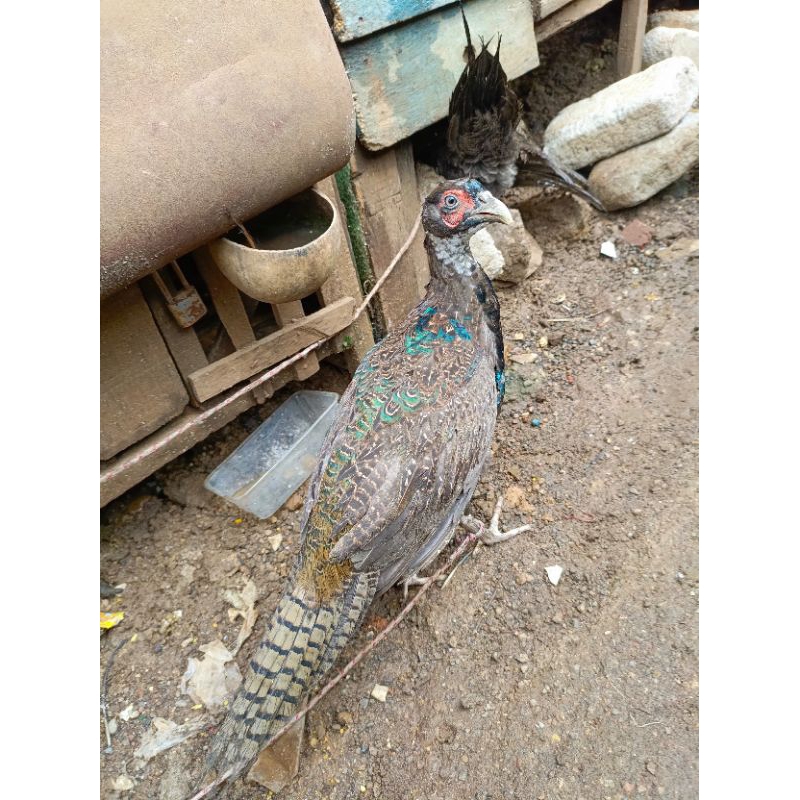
[100,636,130,754]
[186,520,484,800]
[543,308,610,323]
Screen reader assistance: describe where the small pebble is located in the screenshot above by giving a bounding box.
[545,565,564,586]
[371,684,388,703]
[112,775,135,792]
[531,418,542,428]
[600,241,617,259]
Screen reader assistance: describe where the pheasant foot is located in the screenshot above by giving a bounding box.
[461,496,533,545]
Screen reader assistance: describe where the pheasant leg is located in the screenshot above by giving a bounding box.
[461,496,533,545]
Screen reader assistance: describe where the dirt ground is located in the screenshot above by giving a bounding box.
[101,13,699,800]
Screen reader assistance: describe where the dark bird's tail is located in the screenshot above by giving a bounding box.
[200,571,377,791]
[460,1,475,62]
[517,136,607,211]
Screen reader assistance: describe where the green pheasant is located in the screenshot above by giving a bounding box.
[202,178,531,790]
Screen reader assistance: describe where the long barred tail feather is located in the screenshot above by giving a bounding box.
[199,571,377,791]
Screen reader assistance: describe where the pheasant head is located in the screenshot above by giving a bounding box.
[422,178,512,239]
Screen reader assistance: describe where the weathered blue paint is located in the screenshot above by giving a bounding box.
[330,0,456,42]
[495,369,506,405]
[340,0,539,150]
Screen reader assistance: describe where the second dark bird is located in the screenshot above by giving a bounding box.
[438,7,605,210]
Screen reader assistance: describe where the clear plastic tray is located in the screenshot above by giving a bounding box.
[205,390,339,519]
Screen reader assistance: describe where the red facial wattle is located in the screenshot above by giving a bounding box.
[439,188,475,228]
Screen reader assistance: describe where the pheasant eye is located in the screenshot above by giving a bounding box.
[443,194,459,208]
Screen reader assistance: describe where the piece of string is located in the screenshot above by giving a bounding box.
[101,213,422,485]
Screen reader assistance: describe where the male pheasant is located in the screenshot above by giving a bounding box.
[200,179,531,791]
[438,7,604,210]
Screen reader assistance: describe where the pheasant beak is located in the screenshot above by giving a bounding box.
[473,191,513,225]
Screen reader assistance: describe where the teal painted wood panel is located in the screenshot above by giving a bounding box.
[330,0,457,42]
[340,0,539,151]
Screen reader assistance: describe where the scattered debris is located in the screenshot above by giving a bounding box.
[134,716,209,761]
[531,418,542,428]
[510,352,538,365]
[223,579,259,655]
[371,684,389,703]
[119,703,139,722]
[545,565,564,586]
[112,774,136,792]
[101,611,125,630]
[538,336,549,348]
[656,237,700,262]
[620,219,653,247]
[600,241,617,259]
[180,640,242,712]
[268,532,284,552]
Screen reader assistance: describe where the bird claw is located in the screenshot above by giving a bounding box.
[461,496,533,545]
[401,573,430,600]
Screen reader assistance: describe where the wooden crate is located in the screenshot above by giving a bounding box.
[100,285,189,461]
[100,176,373,506]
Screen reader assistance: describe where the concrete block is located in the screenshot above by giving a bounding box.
[543,56,699,170]
[643,26,699,69]
[588,110,699,211]
[648,9,699,32]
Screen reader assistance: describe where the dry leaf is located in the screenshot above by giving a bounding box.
[224,579,259,655]
[134,716,209,761]
[180,640,242,712]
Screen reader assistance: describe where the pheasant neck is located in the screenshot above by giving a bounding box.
[423,233,505,400]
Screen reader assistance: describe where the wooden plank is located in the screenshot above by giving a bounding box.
[340,0,538,151]
[315,175,375,371]
[101,285,189,460]
[617,0,648,78]
[100,339,341,506]
[140,276,209,398]
[536,0,614,41]
[330,0,456,43]
[537,0,574,20]
[188,297,355,403]
[194,246,255,349]
[350,142,429,332]
[271,301,320,380]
